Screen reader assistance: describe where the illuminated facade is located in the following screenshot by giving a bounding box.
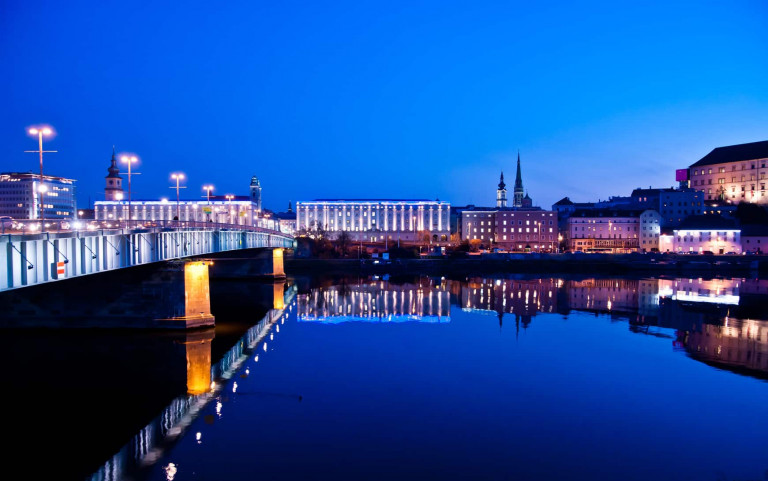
[687,140,768,203]
[95,177,274,228]
[461,209,558,251]
[639,209,662,252]
[0,172,77,219]
[666,215,741,254]
[567,210,641,253]
[296,199,451,243]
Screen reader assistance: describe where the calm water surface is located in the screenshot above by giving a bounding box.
[137,276,767,481]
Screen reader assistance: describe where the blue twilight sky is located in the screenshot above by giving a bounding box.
[1,0,767,212]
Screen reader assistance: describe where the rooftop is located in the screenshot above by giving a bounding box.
[690,140,768,168]
[675,215,739,230]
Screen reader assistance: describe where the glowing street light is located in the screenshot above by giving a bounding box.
[120,155,140,220]
[25,126,56,223]
[225,194,234,225]
[203,185,214,222]
[170,173,187,221]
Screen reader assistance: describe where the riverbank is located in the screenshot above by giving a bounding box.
[286,252,768,276]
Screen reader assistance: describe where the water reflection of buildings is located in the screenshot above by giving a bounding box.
[298,279,451,323]
[458,276,768,380]
[676,318,768,378]
[460,278,561,329]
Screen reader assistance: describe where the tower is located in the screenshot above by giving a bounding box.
[104,146,123,201]
[513,152,524,208]
[496,171,507,208]
[250,176,262,213]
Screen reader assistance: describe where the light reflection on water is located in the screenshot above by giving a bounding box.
[99,276,768,481]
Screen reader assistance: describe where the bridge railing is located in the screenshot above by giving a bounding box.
[1,218,292,237]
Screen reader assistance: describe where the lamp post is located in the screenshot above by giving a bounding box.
[225,194,234,225]
[120,155,140,222]
[25,126,56,225]
[170,173,186,222]
[203,185,214,222]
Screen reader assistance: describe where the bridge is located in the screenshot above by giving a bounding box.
[0,219,294,292]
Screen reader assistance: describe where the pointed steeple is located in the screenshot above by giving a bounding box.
[105,146,124,200]
[496,170,508,208]
[513,151,524,208]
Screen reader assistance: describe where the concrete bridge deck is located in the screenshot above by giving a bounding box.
[1,220,294,291]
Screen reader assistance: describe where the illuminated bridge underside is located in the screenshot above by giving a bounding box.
[0,227,293,291]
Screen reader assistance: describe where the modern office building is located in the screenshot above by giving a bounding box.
[686,140,768,204]
[295,199,451,244]
[0,172,77,219]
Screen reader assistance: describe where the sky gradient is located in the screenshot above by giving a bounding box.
[1,0,767,211]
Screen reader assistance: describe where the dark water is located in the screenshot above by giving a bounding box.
[4,275,768,481]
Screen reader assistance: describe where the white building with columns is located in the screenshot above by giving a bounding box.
[296,199,451,244]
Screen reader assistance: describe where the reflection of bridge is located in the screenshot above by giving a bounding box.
[88,283,297,481]
[0,220,293,292]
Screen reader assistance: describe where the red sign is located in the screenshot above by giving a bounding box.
[56,261,65,276]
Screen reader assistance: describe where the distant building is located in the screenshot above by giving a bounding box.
[0,172,77,219]
[659,215,741,254]
[567,210,642,253]
[659,189,704,226]
[250,176,262,213]
[461,208,558,252]
[295,199,451,244]
[740,224,768,254]
[687,140,768,204]
[274,201,297,234]
[104,147,123,201]
[95,177,268,227]
[639,209,663,252]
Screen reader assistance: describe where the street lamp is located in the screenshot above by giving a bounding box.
[203,185,214,222]
[25,126,56,224]
[170,173,187,222]
[120,155,140,221]
[225,194,234,225]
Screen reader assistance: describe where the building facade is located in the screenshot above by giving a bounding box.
[659,189,704,226]
[687,140,768,204]
[639,209,662,252]
[0,172,77,219]
[567,210,641,253]
[658,215,741,254]
[94,196,273,227]
[461,209,558,252]
[296,199,451,244]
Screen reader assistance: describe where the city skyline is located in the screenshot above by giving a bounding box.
[2,1,767,211]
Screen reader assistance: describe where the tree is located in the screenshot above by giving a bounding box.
[334,231,351,257]
[469,239,482,252]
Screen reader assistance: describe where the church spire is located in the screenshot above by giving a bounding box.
[513,151,524,208]
[496,170,507,208]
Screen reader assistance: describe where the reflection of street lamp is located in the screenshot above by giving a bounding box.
[25,126,56,223]
[203,185,214,222]
[120,155,140,220]
[170,173,186,221]
[225,194,234,224]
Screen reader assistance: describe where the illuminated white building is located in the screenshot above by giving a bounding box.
[296,199,451,243]
[658,215,741,254]
[0,172,77,219]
